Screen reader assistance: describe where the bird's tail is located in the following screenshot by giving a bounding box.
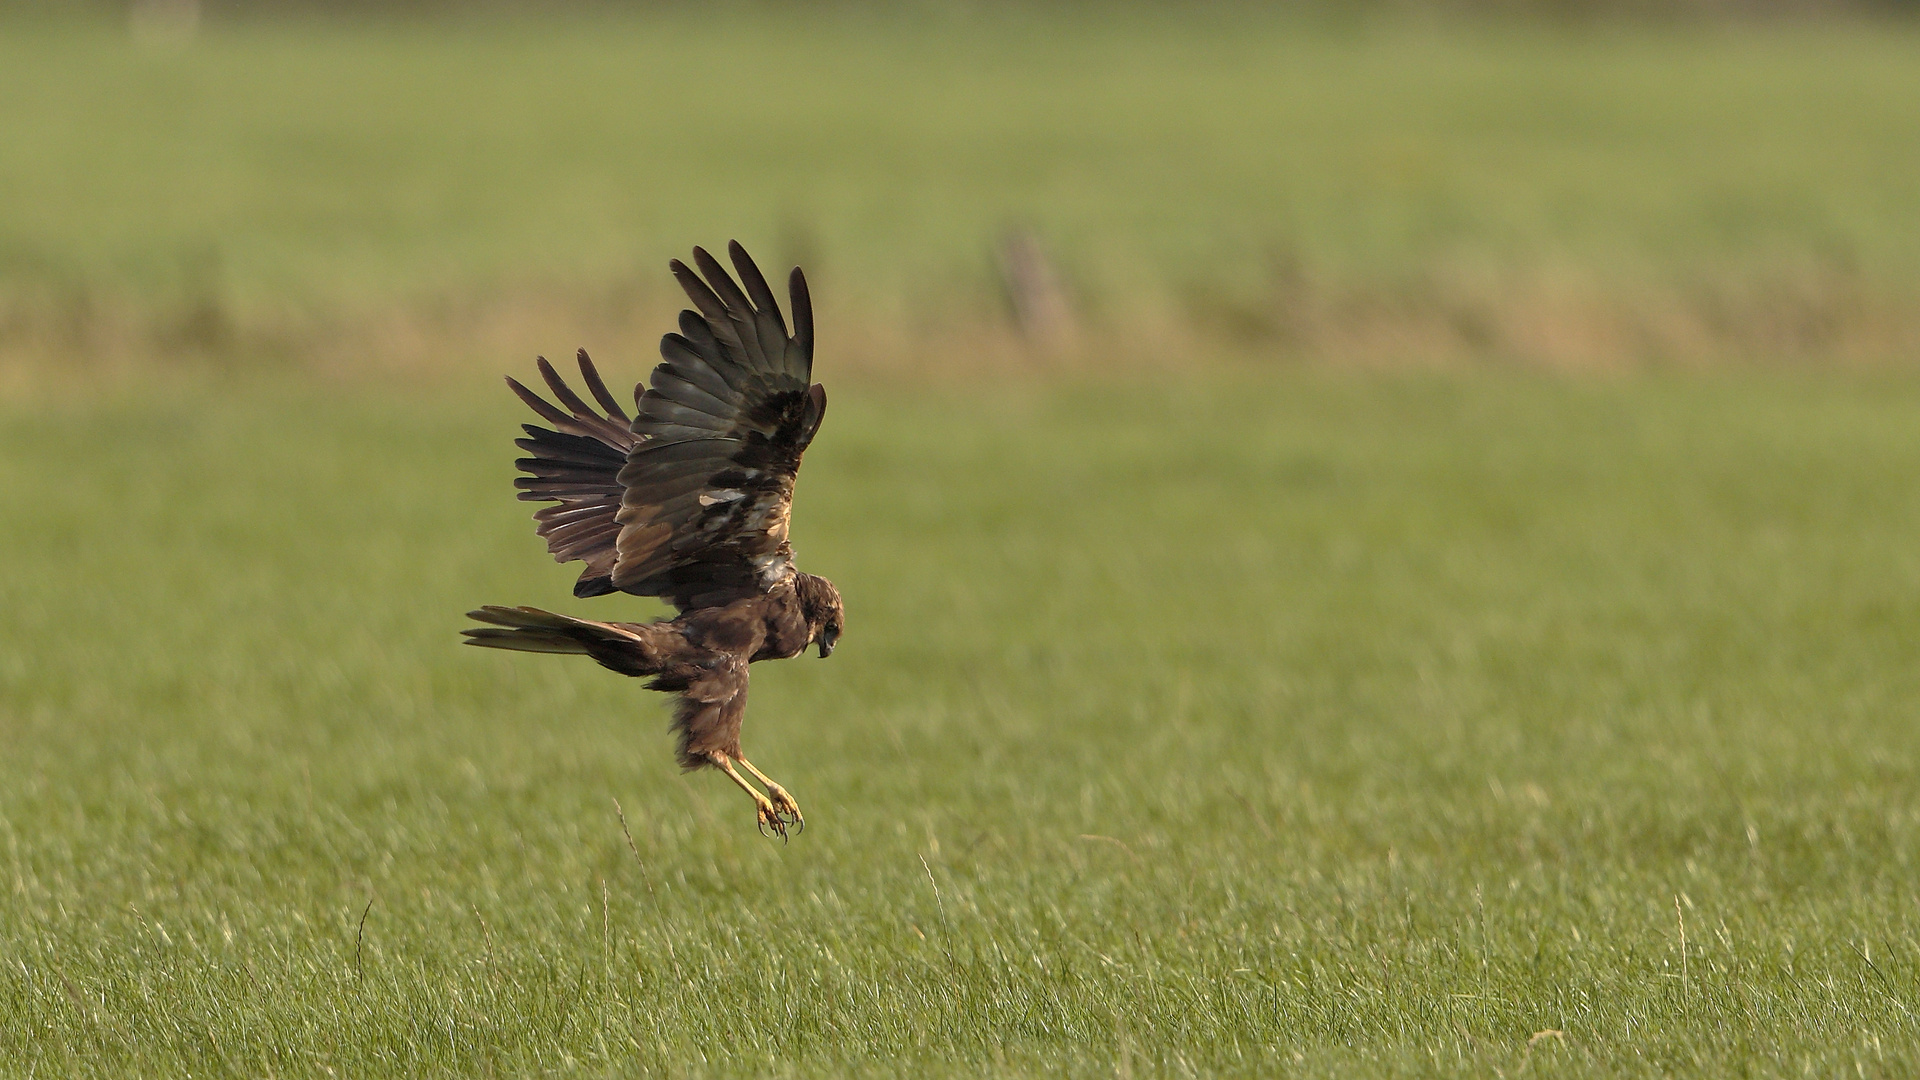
[462,605,678,677]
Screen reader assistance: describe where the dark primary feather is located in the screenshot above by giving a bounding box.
[612,242,826,610]
[503,242,827,610]
[507,350,638,598]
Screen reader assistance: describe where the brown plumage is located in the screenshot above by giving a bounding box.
[463,242,843,838]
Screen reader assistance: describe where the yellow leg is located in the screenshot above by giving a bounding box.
[709,752,788,840]
[738,757,803,833]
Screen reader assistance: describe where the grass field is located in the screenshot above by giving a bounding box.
[2,10,1919,370]
[5,371,1920,1075]
[5,4,1920,1075]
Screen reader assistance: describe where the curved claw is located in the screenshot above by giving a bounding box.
[763,784,804,834]
[713,752,793,841]
[756,799,789,842]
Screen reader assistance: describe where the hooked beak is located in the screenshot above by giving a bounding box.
[817,638,835,658]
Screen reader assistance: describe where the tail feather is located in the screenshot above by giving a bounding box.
[466,604,593,631]
[461,605,678,677]
[461,628,592,655]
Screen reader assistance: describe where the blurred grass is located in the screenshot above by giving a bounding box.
[5,371,1920,1074]
[1,8,1918,373]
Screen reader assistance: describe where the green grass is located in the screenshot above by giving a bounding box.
[6,371,1920,1075]
[1,10,1918,365]
[6,5,1920,1073]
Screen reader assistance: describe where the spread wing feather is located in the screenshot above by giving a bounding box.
[614,242,826,610]
[508,350,639,598]
[503,241,826,610]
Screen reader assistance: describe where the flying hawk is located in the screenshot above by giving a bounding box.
[463,242,843,839]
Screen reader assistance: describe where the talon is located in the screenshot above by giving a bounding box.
[763,782,804,834]
[755,796,788,841]
[714,752,791,840]
[721,754,802,840]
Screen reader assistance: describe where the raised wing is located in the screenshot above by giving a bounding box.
[612,242,826,610]
[507,350,638,598]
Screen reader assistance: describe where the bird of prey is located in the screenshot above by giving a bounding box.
[463,242,843,839]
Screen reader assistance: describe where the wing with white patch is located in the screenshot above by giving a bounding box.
[612,242,827,611]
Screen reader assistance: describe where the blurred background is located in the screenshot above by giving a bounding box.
[2,0,1916,383]
[6,2,1920,1074]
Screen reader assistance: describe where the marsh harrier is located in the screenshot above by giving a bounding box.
[463,242,842,839]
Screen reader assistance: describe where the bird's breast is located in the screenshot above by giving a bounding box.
[753,597,813,662]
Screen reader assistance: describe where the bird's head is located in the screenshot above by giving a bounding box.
[795,572,844,658]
